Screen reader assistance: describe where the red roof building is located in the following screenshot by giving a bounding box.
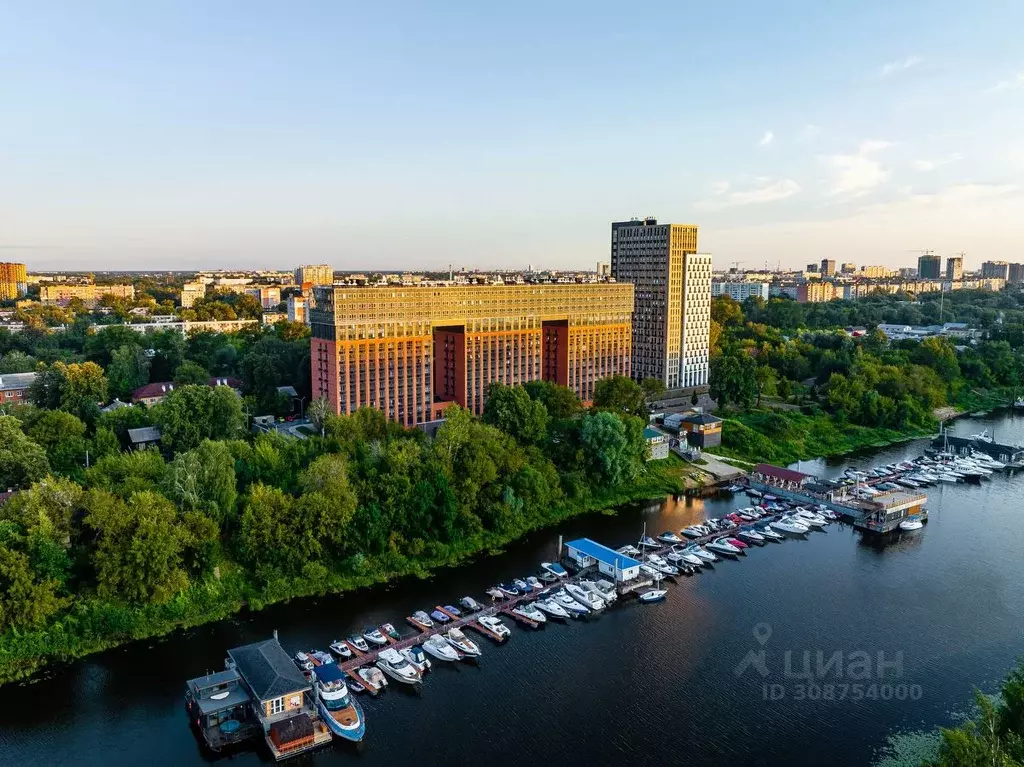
[131,377,241,406]
[752,463,813,489]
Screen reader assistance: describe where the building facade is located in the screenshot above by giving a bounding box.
[982,261,1009,280]
[1008,263,1024,284]
[287,295,307,324]
[40,283,135,307]
[0,262,28,300]
[294,264,334,287]
[918,255,941,279]
[711,281,770,302]
[609,217,709,389]
[246,286,281,309]
[946,256,963,281]
[797,281,839,303]
[0,372,36,405]
[180,282,206,308]
[310,283,634,425]
[820,259,837,277]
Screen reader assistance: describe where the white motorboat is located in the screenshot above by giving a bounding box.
[314,665,365,742]
[638,535,659,549]
[638,589,667,603]
[684,544,718,563]
[444,627,482,657]
[363,627,388,646]
[553,589,590,615]
[646,554,680,576]
[736,529,765,545]
[667,546,705,567]
[640,563,665,581]
[422,634,462,662]
[566,583,605,610]
[657,531,683,544]
[376,647,422,685]
[580,579,617,603]
[682,525,708,539]
[616,544,643,557]
[329,640,353,659]
[793,509,826,527]
[534,598,570,619]
[705,537,742,556]
[899,517,924,531]
[757,526,784,541]
[357,666,388,694]
[346,635,370,653]
[540,562,568,579]
[408,612,433,629]
[478,615,512,639]
[294,651,314,672]
[526,576,544,591]
[400,644,432,672]
[459,596,484,612]
[592,578,619,602]
[512,603,547,624]
[770,517,809,536]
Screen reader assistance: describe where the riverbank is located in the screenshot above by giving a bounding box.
[0,455,695,687]
[707,408,936,465]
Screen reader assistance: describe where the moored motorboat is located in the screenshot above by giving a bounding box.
[526,576,543,591]
[684,544,718,563]
[540,562,568,579]
[408,611,433,629]
[639,589,667,603]
[511,578,530,593]
[580,579,618,603]
[657,530,683,544]
[294,651,314,672]
[757,526,784,541]
[442,604,462,618]
[899,517,924,531]
[444,627,482,657]
[430,609,451,624]
[363,627,388,646]
[667,546,705,567]
[314,664,366,742]
[347,635,370,653]
[725,537,749,549]
[357,666,388,695]
[705,537,741,557]
[646,554,680,576]
[771,517,809,536]
[380,623,400,641]
[535,598,570,619]
[512,602,547,624]
[459,596,484,612]
[375,648,422,685]
[736,530,765,545]
[638,535,659,549]
[400,644,431,672]
[329,640,353,659]
[497,583,520,597]
[478,615,512,639]
[566,582,605,610]
[485,587,507,600]
[422,635,462,662]
[553,589,589,615]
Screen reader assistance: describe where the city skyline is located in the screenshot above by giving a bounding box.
[2,2,1023,271]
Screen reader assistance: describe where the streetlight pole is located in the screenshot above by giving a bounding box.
[299,396,306,421]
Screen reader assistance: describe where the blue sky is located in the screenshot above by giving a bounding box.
[2,1,1023,271]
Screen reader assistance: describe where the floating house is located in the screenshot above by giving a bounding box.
[185,669,260,752]
[225,636,332,760]
[564,538,641,582]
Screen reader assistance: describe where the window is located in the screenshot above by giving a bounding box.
[269,697,285,715]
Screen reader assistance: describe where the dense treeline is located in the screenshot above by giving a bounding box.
[0,364,671,683]
[708,292,1024,462]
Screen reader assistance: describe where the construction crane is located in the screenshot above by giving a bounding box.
[729,260,744,273]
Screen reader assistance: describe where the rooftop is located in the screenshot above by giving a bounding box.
[678,412,722,425]
[127,426,162,444]
[753,463,812,483]
[227,637,310,702]
[0,372,36,390]
[565,538,642,569]
[186,669,252,715]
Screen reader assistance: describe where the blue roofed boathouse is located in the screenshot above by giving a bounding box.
[564,538,642,582]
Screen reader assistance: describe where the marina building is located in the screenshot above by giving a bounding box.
[565,538,642,582]
[609,217,711,390]
[675,412,723,448]
[310,282,634,425]
[643,427,670,460]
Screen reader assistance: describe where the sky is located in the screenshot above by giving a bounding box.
[2,1,1023,272]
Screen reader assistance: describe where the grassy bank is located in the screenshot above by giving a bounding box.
[0,455,692,687]
[707,408,937,466]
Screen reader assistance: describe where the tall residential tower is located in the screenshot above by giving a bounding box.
[609,218,711,390]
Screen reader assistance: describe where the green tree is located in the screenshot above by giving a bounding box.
[84,325,144,368]
[579,411,640,486]
[0,350,37,373]
[85,449,168,498]
[107,344,151,400]
[28,361,109,422]
[482,382,549,444]
[83,489,189,604]
[26,410,89,476]
[640,377,667,401]
[237,483,296,571]
[593,375,647,417]
[0,547,68,629]
[173,360,209,386]
[0,416,50,490]
[165,440,238,525]
[152,384,246,453]
[522,380,581,420]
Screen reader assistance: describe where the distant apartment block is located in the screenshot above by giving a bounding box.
[981,261,1009,280]
[310,283,634,426]
[246,286,281,309]
[712,281,770,302]
[1008,263,1024,284]
[946,256,963,281]
[609,217,709,389]
[287,295,307,324]
[294,264,334,287]
[0,262,28,300]
[40,283,135,307]
[820,259,837,277]
[840,262,857,274]
[860,265,894,279]
[797,281,839,303]
[180,282,206,308]
[918,254,941,279]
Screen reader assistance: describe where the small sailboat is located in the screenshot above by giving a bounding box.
[639,589,667,603]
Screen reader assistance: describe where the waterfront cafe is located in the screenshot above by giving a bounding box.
[565,538,642,583]
[751,463,813,492]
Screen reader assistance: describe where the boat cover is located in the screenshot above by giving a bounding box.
[314,664,345,684]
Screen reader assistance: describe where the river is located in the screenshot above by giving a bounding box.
[2,413,1024,766]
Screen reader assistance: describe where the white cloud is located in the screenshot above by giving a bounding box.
[915,153,963,172]
[880,55,922,76]
[986,72,1024,93]
[826,140,892,198]
[696,178,800,210]
[800,124,820,140]
[758,130,774,147]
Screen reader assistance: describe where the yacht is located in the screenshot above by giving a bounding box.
[540,562,569,579]
[582,578,618,603]
[639,589,667,603]
[567,583,605,610]
[363,627,388,646]
[553,589,590,615]
[534,598,570,619]
[793,509,827,527]
[400,645,431,672]
[512,602,547,624]
[422,635,461,662]
[735,529,765,545]
[899,517,924,531]
[640,563,665,581]
[682,525,710,539]
[616,544,643,557]
[444,627,482,657]
[657,531,683,544]
[647,554,680,576]
[770,517,809,536]
[757,526,784,541]
[666,546,705,567]
[478,615,512,639]
[329,640,353,659]
[314,665,366,742]
[408,611,433,629]
[375,648,422,685]
[347,635,370,653]
[684,544,718,563]
[705,537,742,557]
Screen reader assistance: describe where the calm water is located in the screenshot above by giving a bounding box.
[3,414,1024,766]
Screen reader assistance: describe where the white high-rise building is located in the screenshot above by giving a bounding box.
[711,281,770,301]
[680,254,712,389]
